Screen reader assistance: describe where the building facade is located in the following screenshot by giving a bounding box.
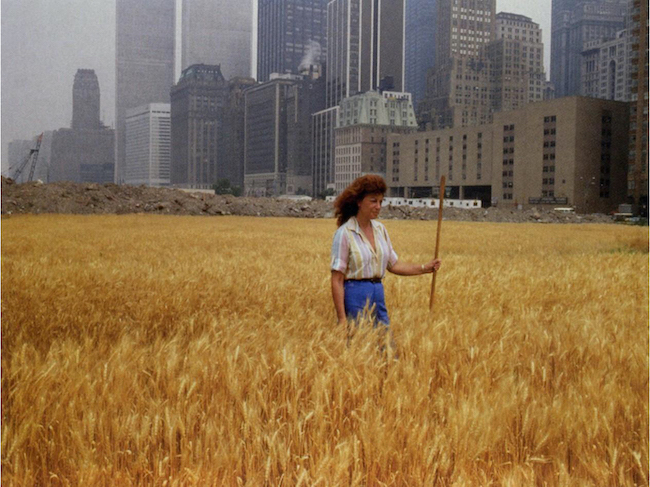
[334,91,417,192]
[170,64,229,190]
[312,106,339,196]
[50,69,115,184]
[387,96,630,213]
[115,0,175,184]
[627,0,649,214]
[419,0,496,129]
[581,30,630,101]
[491,13,546,112]
[405,0,436,108]
[181,0,253,78]
[72,69,101,130]
[326,0,405,108]
[224,77,258,190]
[550,0,627,98]
[244,76,299,196]
[286,69,326,195]
[125,103,171,187]
[257,0,329,83]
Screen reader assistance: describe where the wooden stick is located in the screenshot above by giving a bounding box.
[429,176,446,312]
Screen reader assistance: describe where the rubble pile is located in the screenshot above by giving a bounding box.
[1,177,615,224]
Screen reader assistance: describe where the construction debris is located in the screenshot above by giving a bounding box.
[1,177,615,224]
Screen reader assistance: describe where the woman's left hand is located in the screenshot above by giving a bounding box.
[423,258,442,273]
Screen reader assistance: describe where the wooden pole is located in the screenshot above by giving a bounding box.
[429,176,446,312]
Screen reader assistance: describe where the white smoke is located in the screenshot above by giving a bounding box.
[298,40,322,71]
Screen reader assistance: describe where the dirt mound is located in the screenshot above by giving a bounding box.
[1,177,614,224]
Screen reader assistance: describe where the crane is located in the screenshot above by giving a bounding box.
[9,133,43,182]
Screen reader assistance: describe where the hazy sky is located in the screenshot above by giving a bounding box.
[1,0,552,174]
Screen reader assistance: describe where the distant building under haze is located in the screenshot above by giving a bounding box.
[257,0,329,83]
[181,0,253,78]
[50,70,114,184]
[115,0,175,184]
[125,104,171,187]
[170,64,229,190]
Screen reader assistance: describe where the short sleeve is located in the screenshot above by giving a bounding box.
[330,227,349,273]
[383,225,399,268]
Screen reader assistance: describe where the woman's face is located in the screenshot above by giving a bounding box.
[357,193,384,220]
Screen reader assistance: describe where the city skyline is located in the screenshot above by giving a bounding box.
[1,0,553,174]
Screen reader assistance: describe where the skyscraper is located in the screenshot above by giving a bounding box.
[50,70,114,184]
[181,0,253,78]
[115,0,175,184]
[257,0,329,83]
[125,104,171,187]
[420,0,496,129]
[550,0,627,98]
[326,0,405,108]
[627,0,648,214]
[72,69,101,131]
[170,64,229,189]
[405,0,436,108]
[490,13,546,112]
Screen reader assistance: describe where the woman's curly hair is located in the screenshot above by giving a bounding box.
[333,174,387,227]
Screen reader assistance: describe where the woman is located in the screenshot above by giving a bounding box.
[330,175,441,327]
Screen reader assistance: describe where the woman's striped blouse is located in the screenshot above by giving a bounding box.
[330,216,399,280]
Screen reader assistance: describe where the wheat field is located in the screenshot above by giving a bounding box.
[1,214,648,486]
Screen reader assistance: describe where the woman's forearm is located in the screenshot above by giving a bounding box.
[389,259,441,276]
[331,271,347,323]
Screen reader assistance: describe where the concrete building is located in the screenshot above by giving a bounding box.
[72,69,101,130]
[170,64,229,190]
[115,0,175,184]
[50,129,115,184]
[387,96,629,213]
[491,13,546,112]
[224,77,258,190]
[286,68,326,195]
[312,106,339,196]
[125,104,171,187]
[181,0,253,78]
[334,91,418,192]
[419,0,496,128]
[326,0,405,108]
[550,0,627,98]
[581,30,630,101]
[257,0,329,83]
[50,69,115,184]
[244,75,298,196]
[405,0,436,108]
[627,0,648,214]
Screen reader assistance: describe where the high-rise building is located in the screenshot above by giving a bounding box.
[170,64,229,190]
[405,0,436,108]
[224,77,258,190]
[581,30,630,101]
[334,91,417,192]
[244,75,302,196]
[115,0,175,184]
[286,68,326,195]
[550,0,627,98]
[50,70,114,184]
[326,0,405,108]
[312,106,339,196]
[627,0,648,214]
[419,0,496,129]
[72,69,101,130]
[125,104,171,187]
[257,0,329,83]
[490,13,546,112]
[181,0,253,78]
